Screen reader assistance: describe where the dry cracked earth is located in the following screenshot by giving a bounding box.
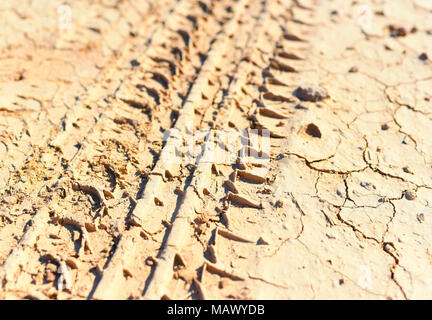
[0,0,432,300]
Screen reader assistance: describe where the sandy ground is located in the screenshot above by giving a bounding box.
[0,0,432,300]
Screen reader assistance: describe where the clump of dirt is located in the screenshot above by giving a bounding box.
[294,84,328,102]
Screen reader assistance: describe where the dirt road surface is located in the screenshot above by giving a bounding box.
[1,0,432,300]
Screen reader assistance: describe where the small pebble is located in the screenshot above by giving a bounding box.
[389,25,407,37]
[294,84,328,102]
[257,237,270,245]
[383,243,396,254]
[349,66,358,73]
[274,200,284,208]
[419,53,428,61]
[130,59,140,68]
[417,213,425,223]
[402,166,413,174]
[405,190,416,200]
[305,123,322,138]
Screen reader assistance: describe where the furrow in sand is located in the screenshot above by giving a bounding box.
[142,0,292,299]
[141,0,321,299]
[92,0,258,300]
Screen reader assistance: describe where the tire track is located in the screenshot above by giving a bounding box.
[94,0,258,300]
[0,0,236,298]
[142,0,294,299]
